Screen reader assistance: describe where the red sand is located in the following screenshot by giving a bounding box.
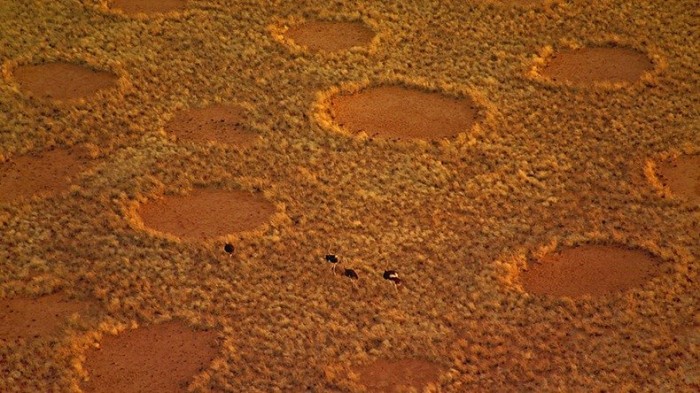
[0,148,92,204]
[542,47,653,84]
[110,0,187,15]
[657,155,700,205]
[137,188,276,240]
[285,21,375,52]
[13,62,117,101]
[0,293,91,342]
[81,321,218,393]
[354,359,443,392]
[331,86,479,140]
[521,245,662,297]
[165,104,258,147]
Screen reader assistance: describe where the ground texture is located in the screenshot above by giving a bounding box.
[0,0,698,392]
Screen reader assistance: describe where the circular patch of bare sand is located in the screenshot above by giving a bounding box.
[165,104,257,147]
[285,21,375,52]
[109,0,187,15]
[353,359,443,392]
[82,320,217,393]
[137,188,275,240]
[0,147,92,204]
[331,86,479,140]
[0,293,91,342]
[521,245,663,298]
[657,155,700,205]
[541,47,653,85]
[13,62,118,101]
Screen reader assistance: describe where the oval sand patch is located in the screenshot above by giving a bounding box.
[13,62,118,101]
[109,0,187,15]
[0,148,92,204]
[165,104,257,147]
[137,188,275,240]
[521,245,663,298]
[0,293,91,342]
[657,155,700,205]
[285,21,375,52]
[82,321,218,393]
[353,359,443,392]
[331,86,479,140]
[541,47,653,85]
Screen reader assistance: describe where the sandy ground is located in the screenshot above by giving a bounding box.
[12,62,117,102]
[521,244,663,297]
[540,47,654,85]
[165,104,258,147]
[657,155,700,205]
[285,21,376,52]
[81,320,218,393]
[331,86,479,140]
[0,0,698,391]
[136,188,276,240]
[0,147,93,204]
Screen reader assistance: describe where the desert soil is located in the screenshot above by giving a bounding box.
[12,62,117,101]
[0,0,697,391]
[136,188,276,240]
[165,104,258,147]
[285,21,375,52]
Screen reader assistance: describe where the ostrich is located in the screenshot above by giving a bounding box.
[325,254,339,273]
[383,270,401,290]
[343,268,359,286]
[224,243,235,257]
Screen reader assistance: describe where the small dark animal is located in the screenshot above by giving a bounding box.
[224,243,235,257]
[325,254,339,272]
[343,268,359,286]
[383,270,401,290]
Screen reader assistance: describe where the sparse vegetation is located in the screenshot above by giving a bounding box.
[0,0,698,392]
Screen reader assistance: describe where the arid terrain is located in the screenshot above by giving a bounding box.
[0,0,698,392]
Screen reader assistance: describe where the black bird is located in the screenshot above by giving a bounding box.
[325,254,339,272]
[343,268,359,286]
[224,243,235,257]
[383,270,401,290]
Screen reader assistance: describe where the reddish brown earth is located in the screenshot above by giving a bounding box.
[331,86,479,140]
[542,47,653,84]
[520,245,663,297]
[0,147,92,204]
[657,155,700,205]
[0,293,91,342]
[137,188,276,240]
[110,0,188,15]
[285,21,375,52]
[165,104,258,147]
[13,62,118,101]
[354,359,443,392]
[81,321,218,393]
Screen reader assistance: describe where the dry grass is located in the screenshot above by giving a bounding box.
[0,0,698,391]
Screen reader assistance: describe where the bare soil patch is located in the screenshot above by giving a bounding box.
[331,86,479,140]
[110,0,187,15]
[353,359,443,392]
[521,245,663,297]
[0,293,91,342]
[285,21,375,52]
[81,320,218,393]
[137,188,275,240]
[165,104,257,147]
[13,62,118,101]
[541,47,653,85]
[657,155,700,205]
[0,147,92,204]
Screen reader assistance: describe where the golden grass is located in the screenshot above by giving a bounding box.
[0,0,698,391]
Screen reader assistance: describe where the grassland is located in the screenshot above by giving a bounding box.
[0,0,698,391]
